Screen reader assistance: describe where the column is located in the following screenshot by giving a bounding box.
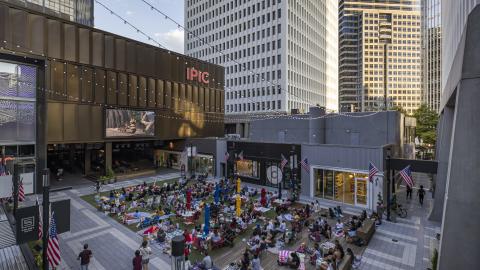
[84,145,91,175]
[105,142,112,175]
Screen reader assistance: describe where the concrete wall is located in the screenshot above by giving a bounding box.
[437,5,480,270]
[249,110,401,147]
[300,144,385,209]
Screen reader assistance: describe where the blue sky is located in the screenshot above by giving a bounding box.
[94,0,185,53]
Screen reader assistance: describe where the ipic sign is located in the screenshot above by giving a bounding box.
[186,67,209,84]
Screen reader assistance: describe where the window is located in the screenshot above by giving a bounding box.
[236,159,260,179]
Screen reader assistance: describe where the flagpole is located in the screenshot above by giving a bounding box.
[42,169,50,270]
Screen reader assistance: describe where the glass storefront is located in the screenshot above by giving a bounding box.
[192,155,214,176]
[235,159,260,179]
[314,168,369,207]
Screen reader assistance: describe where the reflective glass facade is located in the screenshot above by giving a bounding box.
[314,167,368,206]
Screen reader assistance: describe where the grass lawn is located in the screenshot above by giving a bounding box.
[80,179,279,264]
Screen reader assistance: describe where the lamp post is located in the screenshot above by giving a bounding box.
[42,168,50,270]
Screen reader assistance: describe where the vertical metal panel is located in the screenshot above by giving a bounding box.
[94,69,105,104]
[220,90,225,113]
[204,87,210,112]
[128,74,138,106]
[63,24,77,62]
[81,67,93,103]
[186,85,192,112]
[28,14,45,56]
[215,89,221,112]
[90,105,103,141]
[47,102,63,142]
[0,6,12,50]
[179,83,186,112]
[192,86,199,111]
[106,71,117,105]
[198,86,205,111]
[138,76,147,107]
[172,82,179,112]
[47,19,61,59]
[50,61,65,100]
[147,78,155,108]
[164,81,171,109]
[78,28,90,64]
[210,88,215,112]
[156,79,164,108]
[91,31,103,67]
[115,38,125,70]
[11,9,27,52]
[144,46,155,77]
[118,73,127,106]
[104,35,114,69]
[78,104,91,140]
[126,41,136,73]
[63,103,78,141]
[66,64,80,101]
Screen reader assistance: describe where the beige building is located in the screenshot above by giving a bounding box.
[339,0,422,114]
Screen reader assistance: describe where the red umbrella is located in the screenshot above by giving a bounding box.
[186,189,192,210]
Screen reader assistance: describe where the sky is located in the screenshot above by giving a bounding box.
[94,0,185,54]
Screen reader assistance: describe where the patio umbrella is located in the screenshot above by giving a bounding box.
[214,184,220,204]
[186,189,192,210]
[236,194,241,217]
[236,177,241,193]
[204,204,211,235]
[260,188,267,207]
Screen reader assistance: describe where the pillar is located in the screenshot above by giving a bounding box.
[35,61,47,194]
[84,146,91,175]
[105,142,112,175]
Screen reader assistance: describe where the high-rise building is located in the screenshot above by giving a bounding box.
[4,0,94,26]
[421,0,441,112]
[338,0,422,114]
[431,1,480,270]
[185,0,338,136]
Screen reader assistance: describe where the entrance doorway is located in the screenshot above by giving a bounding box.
[355,177,368,206]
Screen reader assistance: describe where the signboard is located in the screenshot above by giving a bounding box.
[186,67,210,84]
[20,172,34,194]
[51,199,71,234]
[0,175,13,199]
[16,205,39,244]
[266,166,282,185]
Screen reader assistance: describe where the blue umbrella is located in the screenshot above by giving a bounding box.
[204,204,210,235]
[214,184,220,204]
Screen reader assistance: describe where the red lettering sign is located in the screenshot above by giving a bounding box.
[186,67,209,84]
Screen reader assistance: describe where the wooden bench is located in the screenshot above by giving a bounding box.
[337,254,353,270]
[357,219,375,244]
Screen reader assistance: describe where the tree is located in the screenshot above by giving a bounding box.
[413,104,438,146]
[391,105,409,115]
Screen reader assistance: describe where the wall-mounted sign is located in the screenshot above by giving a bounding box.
[266,166,282,185]
[20,172,34,195]
[186,67,209,84]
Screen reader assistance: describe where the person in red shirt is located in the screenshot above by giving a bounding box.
[184,229,193,244]
[133,250,142,270]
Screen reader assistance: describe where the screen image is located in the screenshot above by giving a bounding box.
[105,109,155,137]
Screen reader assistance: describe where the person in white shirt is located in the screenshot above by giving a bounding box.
[184,256,193,270]
[278,220,287,233]
[138,241,152,270]
[266,220,275,232]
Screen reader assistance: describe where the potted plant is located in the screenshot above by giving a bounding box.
[106,167,116,184]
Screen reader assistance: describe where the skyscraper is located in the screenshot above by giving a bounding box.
[185,0,338,136]
[422,0,441,112]
[5,0,94,26]
[339,0,422,114]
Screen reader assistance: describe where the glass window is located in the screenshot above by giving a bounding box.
[314,168,324,197]
[324,170,334,200]
[236,159,260,179]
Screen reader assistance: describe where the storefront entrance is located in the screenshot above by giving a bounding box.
[314,167,369,208]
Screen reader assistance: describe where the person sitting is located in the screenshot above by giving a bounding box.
[156,227,166,243]
[211,229,223,247]
[334,240,345,260]
[346,248,361,268]
[296,242,307,253]
[251,253,262,270]
[277,220,287,234]
[265,232,276,247]
[334,206,344,218]
[200,251,213,270]
[240,250,250,270]
[288,252,301,269]
[184,229,193,244]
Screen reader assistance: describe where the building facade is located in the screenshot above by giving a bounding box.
[0,2,224,193]
[431,1,480,269]
[4,0,94,26]
[339,0,422,114]
[421,0,441,112]
[185,0,338,136]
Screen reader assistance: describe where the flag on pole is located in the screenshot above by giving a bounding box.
[47,212,61,269]
[36,197,43,240]
[224,152,229,162]
[280,154,288,171]
[238,151,244,160]
[300,158,310,173]
[399,165,414,188]
[368,162,379,183]
[18,178,25,202]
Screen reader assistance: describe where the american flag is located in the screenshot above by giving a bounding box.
[18,178,25,202]
[280,154,288,171]
[368,162,379,183]
[238,151,244,160]
[47,212,61,269]
[399,165,414,188]
[300,158,310,173]
[36,197,43,240]
[224,152,229,162]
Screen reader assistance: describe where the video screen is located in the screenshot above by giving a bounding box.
[105,109,155,138]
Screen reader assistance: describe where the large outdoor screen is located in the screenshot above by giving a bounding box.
[105,109,155,138]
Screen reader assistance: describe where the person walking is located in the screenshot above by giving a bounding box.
[138,241,152,270]
[77,244,92,270]
[418,185,426,206]
[133,250,142,270]
[406,185,413,199]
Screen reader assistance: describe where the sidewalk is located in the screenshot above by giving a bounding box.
[29,171,180,270]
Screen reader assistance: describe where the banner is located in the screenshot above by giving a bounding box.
[20,172,34,194]
[16,205,39,244]
[51,199,71,234]
[0,175,13,199]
